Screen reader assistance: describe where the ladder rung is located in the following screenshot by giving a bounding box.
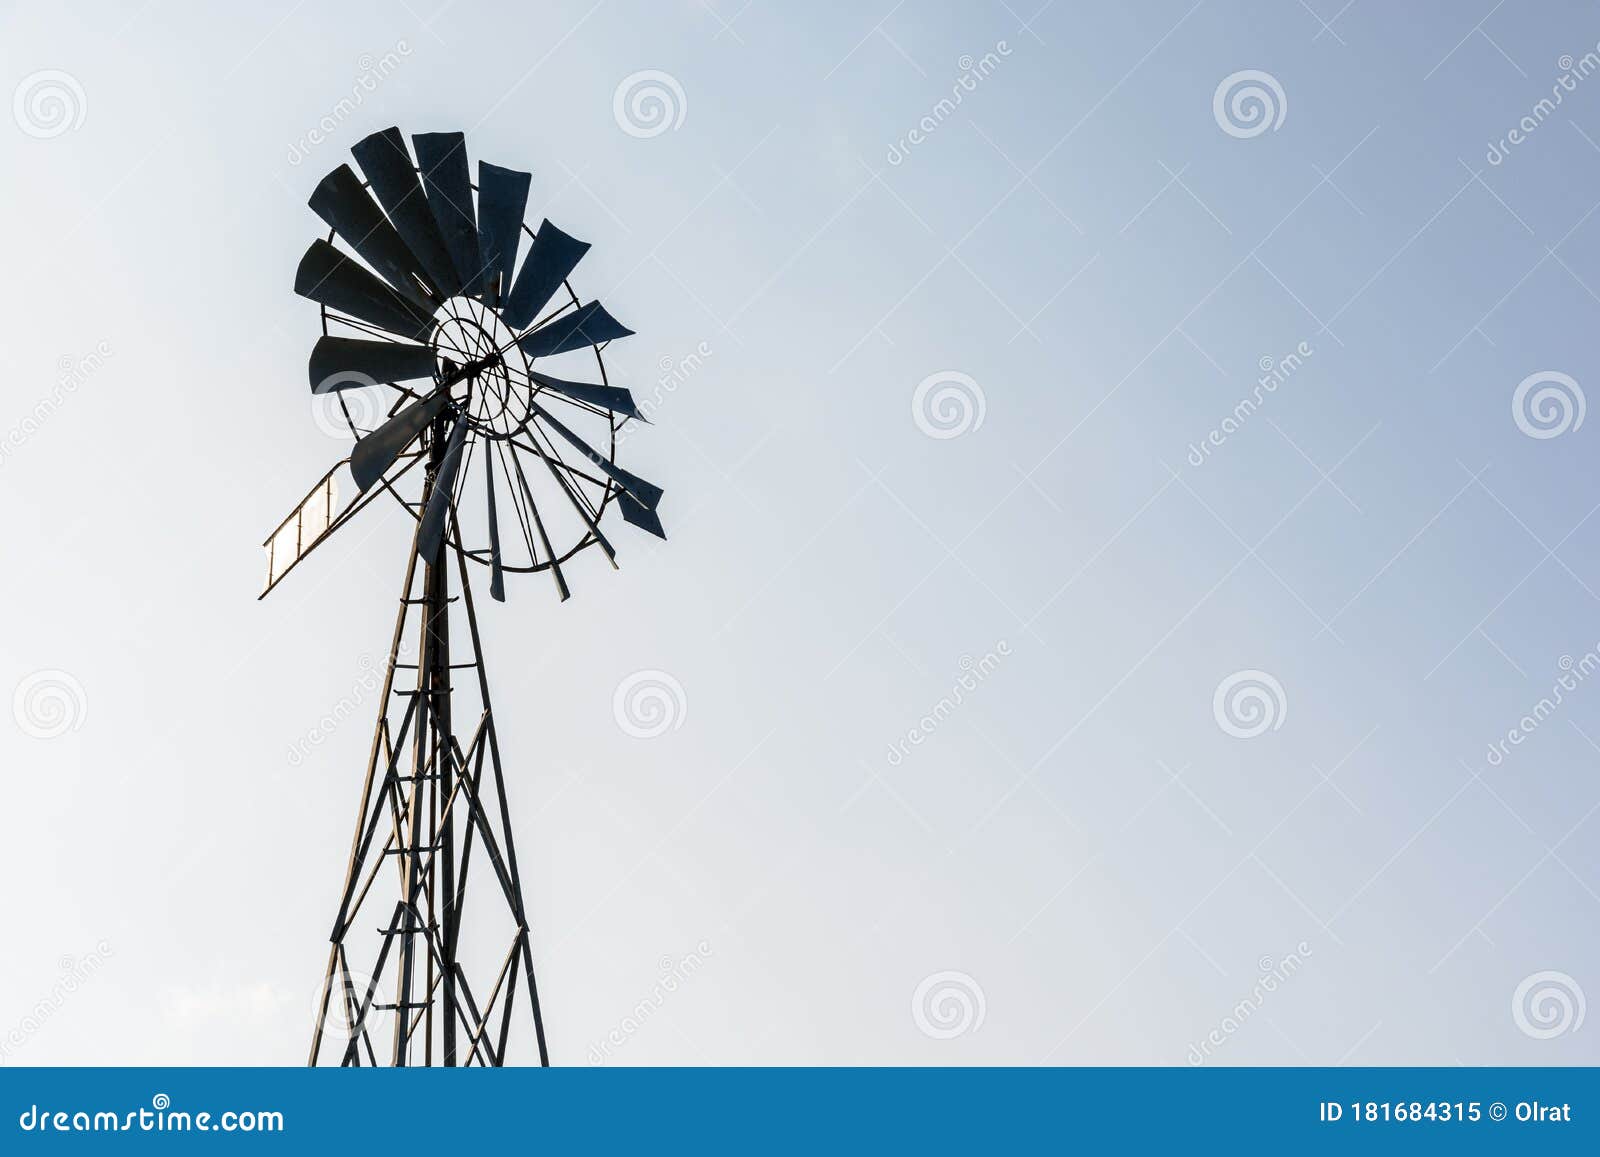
[383,843,442,856]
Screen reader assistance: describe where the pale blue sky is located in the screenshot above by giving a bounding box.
[1,0,1598,1064]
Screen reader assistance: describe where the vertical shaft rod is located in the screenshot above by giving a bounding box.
[436,515,459,1065]
[393,423,446,1065]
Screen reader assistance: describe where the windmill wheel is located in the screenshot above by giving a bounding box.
[288,127,664,603]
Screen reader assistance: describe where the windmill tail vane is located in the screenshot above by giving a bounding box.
[260,126,666,1067]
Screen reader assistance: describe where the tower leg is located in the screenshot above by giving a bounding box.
[309,438,546,1067]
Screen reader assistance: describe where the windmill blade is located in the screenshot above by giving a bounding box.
[517,301,634,360]
[529,370,641,419]
[417,415,469,561]
[412,132,484,298]
[310,336,437,393]
[351,127,460,298]
[485,441,505,602]
[295,240,433,342]
[309,164,436,310]
[530,401,662,510]
[476,162,531,308]
[501,220,590,330]
[351,392,450,491]
[617,491,666,539]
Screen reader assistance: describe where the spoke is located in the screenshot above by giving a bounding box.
[329,311,420,344]
[503,359,616,423]
[508,430,611,493]
[527,400,659,511]
[495,440,541,570]
[531,424,605,521]
[517,431,617,569]
[507,444,571,600]
[434,298,475,362]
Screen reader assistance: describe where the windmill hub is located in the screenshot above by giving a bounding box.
[431,301,532,439]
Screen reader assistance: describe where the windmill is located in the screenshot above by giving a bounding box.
[261,127,664,1067]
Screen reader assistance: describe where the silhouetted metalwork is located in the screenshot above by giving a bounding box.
[262,126,665,1067]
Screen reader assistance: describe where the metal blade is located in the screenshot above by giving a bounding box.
[412,132,484,298]
[417,415,469,561]
[485,441,505,601]
[350,127,461,298]
[501,220,589,330]
[476,162,531,309]
[309,164,437,309]
[517,301,634,360]
[529,370,641,418]
[295,240,434,342]
[617,490,666,539]
[530,401,662,510]
[309,336,436,392]
[351,392,450,491]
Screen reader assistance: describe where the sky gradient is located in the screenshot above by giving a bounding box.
[1,0,1597,1065]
